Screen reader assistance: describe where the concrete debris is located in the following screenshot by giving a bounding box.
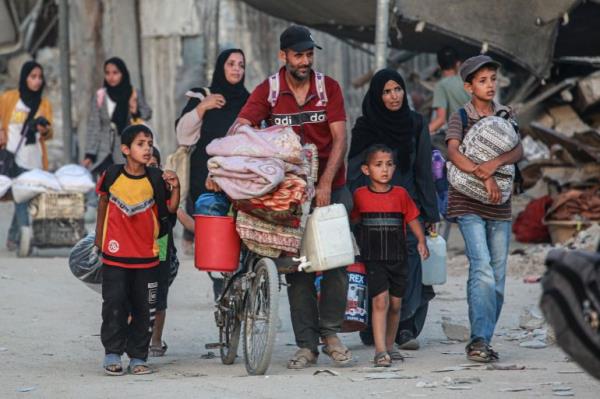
[519,306,545,330]
[364,373,418,380]
[442,376,481,385]
[552,386,573,392]
[576,70,600,111]
[547,105,591,137]
[486,364,526,371]
[499,387,532,392]
[522,135,550,161]
[441,317,470,342]
[416,381,438,388]
[519,339,547,349]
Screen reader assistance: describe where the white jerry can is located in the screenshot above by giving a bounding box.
[300,204,355,272]
[421,232,447,285]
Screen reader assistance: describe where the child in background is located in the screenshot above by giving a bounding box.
[95,125,180,375]
[351,144,429,367]
[146,147,180,357]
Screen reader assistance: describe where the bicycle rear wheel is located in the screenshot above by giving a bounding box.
[243,258,279,375]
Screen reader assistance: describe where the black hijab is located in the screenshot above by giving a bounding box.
[349,68,415,171]
[19,61,45,145]
[179,49,249,135]
[103,57,133,135]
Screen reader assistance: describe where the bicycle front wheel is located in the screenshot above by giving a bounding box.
[243,258,279,375]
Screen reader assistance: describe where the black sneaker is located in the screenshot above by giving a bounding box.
[396,330,420,350]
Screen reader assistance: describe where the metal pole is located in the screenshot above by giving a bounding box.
[59,0,73,164]
[374,0,390,71]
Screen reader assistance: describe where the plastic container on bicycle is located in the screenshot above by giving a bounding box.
[194,215,240,272]
[300,204,355,272]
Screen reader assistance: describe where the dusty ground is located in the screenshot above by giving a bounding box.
[0,201,598,398]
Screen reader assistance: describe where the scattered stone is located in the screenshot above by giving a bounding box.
[16,386,36,393]
[0,347,7,352]
[314,369,339,376]
[441,317,470,342]
[499,387,532,392]
[416,381,438,388]
[558,370,584,374]
[442,376,481,387]
[356,367,403,373]
[520,339,547,349]
[504,331,531,341]
[432,366,469,373]
[439,340,461,345]
[365,374,414,381]
[519,306,545,330]
[553,392,575,397]
[552,386,573,392]
[441,351,464,355]
[486,363,526,371]
[446,386,472,390]
[457,363,486,368]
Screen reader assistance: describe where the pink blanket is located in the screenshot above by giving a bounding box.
[207,156,285,200]
[206,124,303,164]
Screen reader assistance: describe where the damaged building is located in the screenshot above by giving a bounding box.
[1,0,599,242]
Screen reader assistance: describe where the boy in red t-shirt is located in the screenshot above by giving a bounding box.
[95,125,180,375]
[350,144,429,367]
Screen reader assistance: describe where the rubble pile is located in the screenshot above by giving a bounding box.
[508,223,600,276]
[514,70,600,244]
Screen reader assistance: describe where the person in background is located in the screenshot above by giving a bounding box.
[348,69,439,351]
[428,47,470,155]
[175,48,249,256]
[83,57,152,176]
[146,147,180,357]
[0,61,53,250]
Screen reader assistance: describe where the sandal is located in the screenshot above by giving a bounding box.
[374,352,392,367]
[128,358,153,375]
[321,340,352,367]
[466,340,497,363]
[287,348,318,369]
[388,348,405,362]
[103,354,124,376]
[149,341,168,357]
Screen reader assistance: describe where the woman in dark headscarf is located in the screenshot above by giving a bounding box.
[175,48,249,245]
[83,57,152,174]
[0,61,53,250]
[348,69,439,350]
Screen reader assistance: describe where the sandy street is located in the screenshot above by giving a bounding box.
[0,201,598,398]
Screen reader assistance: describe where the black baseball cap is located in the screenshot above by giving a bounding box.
[280,25,322,52]
[459,55,501,82]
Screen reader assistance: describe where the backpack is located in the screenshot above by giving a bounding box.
[458,108,524,194]
[540,249,600,380]
[102,164,171,238]
[267,71,328,107]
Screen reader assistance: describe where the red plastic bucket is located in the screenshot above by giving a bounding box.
[194,215,240,272]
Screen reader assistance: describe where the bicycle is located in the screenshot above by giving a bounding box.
[207,249,299,375]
